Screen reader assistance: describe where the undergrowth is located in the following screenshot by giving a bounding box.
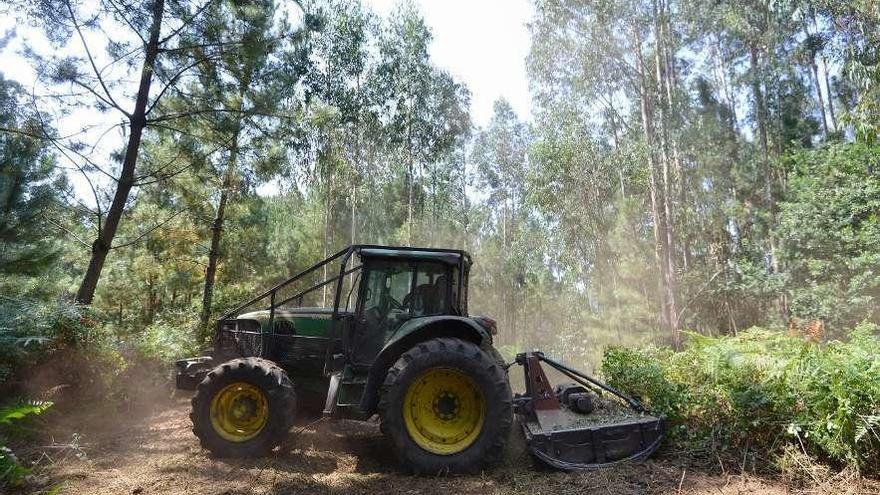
[0,401,53,488]
[601,324,880,477]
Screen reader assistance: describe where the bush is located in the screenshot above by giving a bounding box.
[0,295,82,386]
[601,326,880,475]
[135,313,201,365]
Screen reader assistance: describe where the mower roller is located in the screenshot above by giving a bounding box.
[174,245,663,474]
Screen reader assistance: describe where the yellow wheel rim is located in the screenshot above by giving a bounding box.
[209,382,269,442]
[403,367,485,455]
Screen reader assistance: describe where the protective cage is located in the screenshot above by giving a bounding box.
[513,352,665,470]
[216,320,265,358]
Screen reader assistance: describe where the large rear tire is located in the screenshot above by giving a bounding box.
[378,337,513,474]
[190,357,296,457]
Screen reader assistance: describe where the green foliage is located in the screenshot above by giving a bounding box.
[0,400,52,487]
[0,295,83,384]
[136,313,201,364]
[0,76,63,280]
[601,346,687,422]
[0,401,53,426]
[779,144,880,330]
[602,327,880,475]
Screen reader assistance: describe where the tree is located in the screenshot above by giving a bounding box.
[14,0,297,305]
[373,4,470,245]
[0,76,62,280]
[170,0,306,333]
[528,0,683,347]
[471,99,530,345]
[779,144,880,331]
[299,0,375,297]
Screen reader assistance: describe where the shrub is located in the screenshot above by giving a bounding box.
[601,326,880,475]
[135,312,201,365]
[0,295,82,386]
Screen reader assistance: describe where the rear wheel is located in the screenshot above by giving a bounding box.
[379,337,512,474]
[191,357,296,457]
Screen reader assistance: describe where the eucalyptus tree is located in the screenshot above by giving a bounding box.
[471,99,530,343]
[529,0,685,347]
[373,4,470,245]
[299,0,375,272]
[815,0,880,142]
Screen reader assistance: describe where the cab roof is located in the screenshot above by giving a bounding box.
[353,245,471,266]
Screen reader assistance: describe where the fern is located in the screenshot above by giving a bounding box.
[602,327,880,475]
[0,402,53,425]
[0,401,53,487]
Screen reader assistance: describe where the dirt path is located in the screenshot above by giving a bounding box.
[22,396,847,495]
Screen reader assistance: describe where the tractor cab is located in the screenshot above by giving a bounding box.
[351,248,469,365]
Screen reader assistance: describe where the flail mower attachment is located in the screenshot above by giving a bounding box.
[512,351,664,471]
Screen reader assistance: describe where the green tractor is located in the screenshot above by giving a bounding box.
[176,245,664,474]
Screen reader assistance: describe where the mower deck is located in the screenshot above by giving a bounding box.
[521,410,664,470]
[512,351,665,470]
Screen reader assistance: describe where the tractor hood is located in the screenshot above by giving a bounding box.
[237,307,352,320]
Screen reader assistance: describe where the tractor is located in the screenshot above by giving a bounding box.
[175,245,664,474]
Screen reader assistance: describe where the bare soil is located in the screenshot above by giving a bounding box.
[15,393,877,495]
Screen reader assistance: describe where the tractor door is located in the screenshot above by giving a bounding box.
[350,259,451,366]
[351,260,412,365]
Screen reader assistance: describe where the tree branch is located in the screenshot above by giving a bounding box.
[66,0,128,117]
[676,270,724,326]
[159,0,212,44]
[31,94,105,236]
[42,213,92,249]
[103,0,148,46]
[146,54,220,115]
[111,206,189,249]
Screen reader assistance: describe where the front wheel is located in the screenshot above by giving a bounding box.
[379,337,513,474]
[190,357,296,457]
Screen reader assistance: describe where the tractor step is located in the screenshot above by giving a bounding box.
[323,372,342,416]
[513,351,665,470]
[324,371,368,419]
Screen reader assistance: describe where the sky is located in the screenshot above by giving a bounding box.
[366,0,534,127]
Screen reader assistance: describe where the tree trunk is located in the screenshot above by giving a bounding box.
[811,9,837,131]
[822,57,837,131]
[656,1,681,345]
[810,57,829,135]
[199,125,241,335]
[75,0,165,305]
[749,44,779,272]
[322,172,332,306]
[649,3,681,349]
[749,46,769,164]
[634,25,677,347]
[407,116,414,246]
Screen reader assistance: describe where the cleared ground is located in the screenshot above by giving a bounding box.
[19,395,870,495]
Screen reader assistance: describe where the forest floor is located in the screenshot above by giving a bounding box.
[16,393,877,495]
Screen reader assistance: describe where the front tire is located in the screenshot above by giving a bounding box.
[191,357,296,457]
[379,337,513,474]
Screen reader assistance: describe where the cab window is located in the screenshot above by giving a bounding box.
[409,263,449,316]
